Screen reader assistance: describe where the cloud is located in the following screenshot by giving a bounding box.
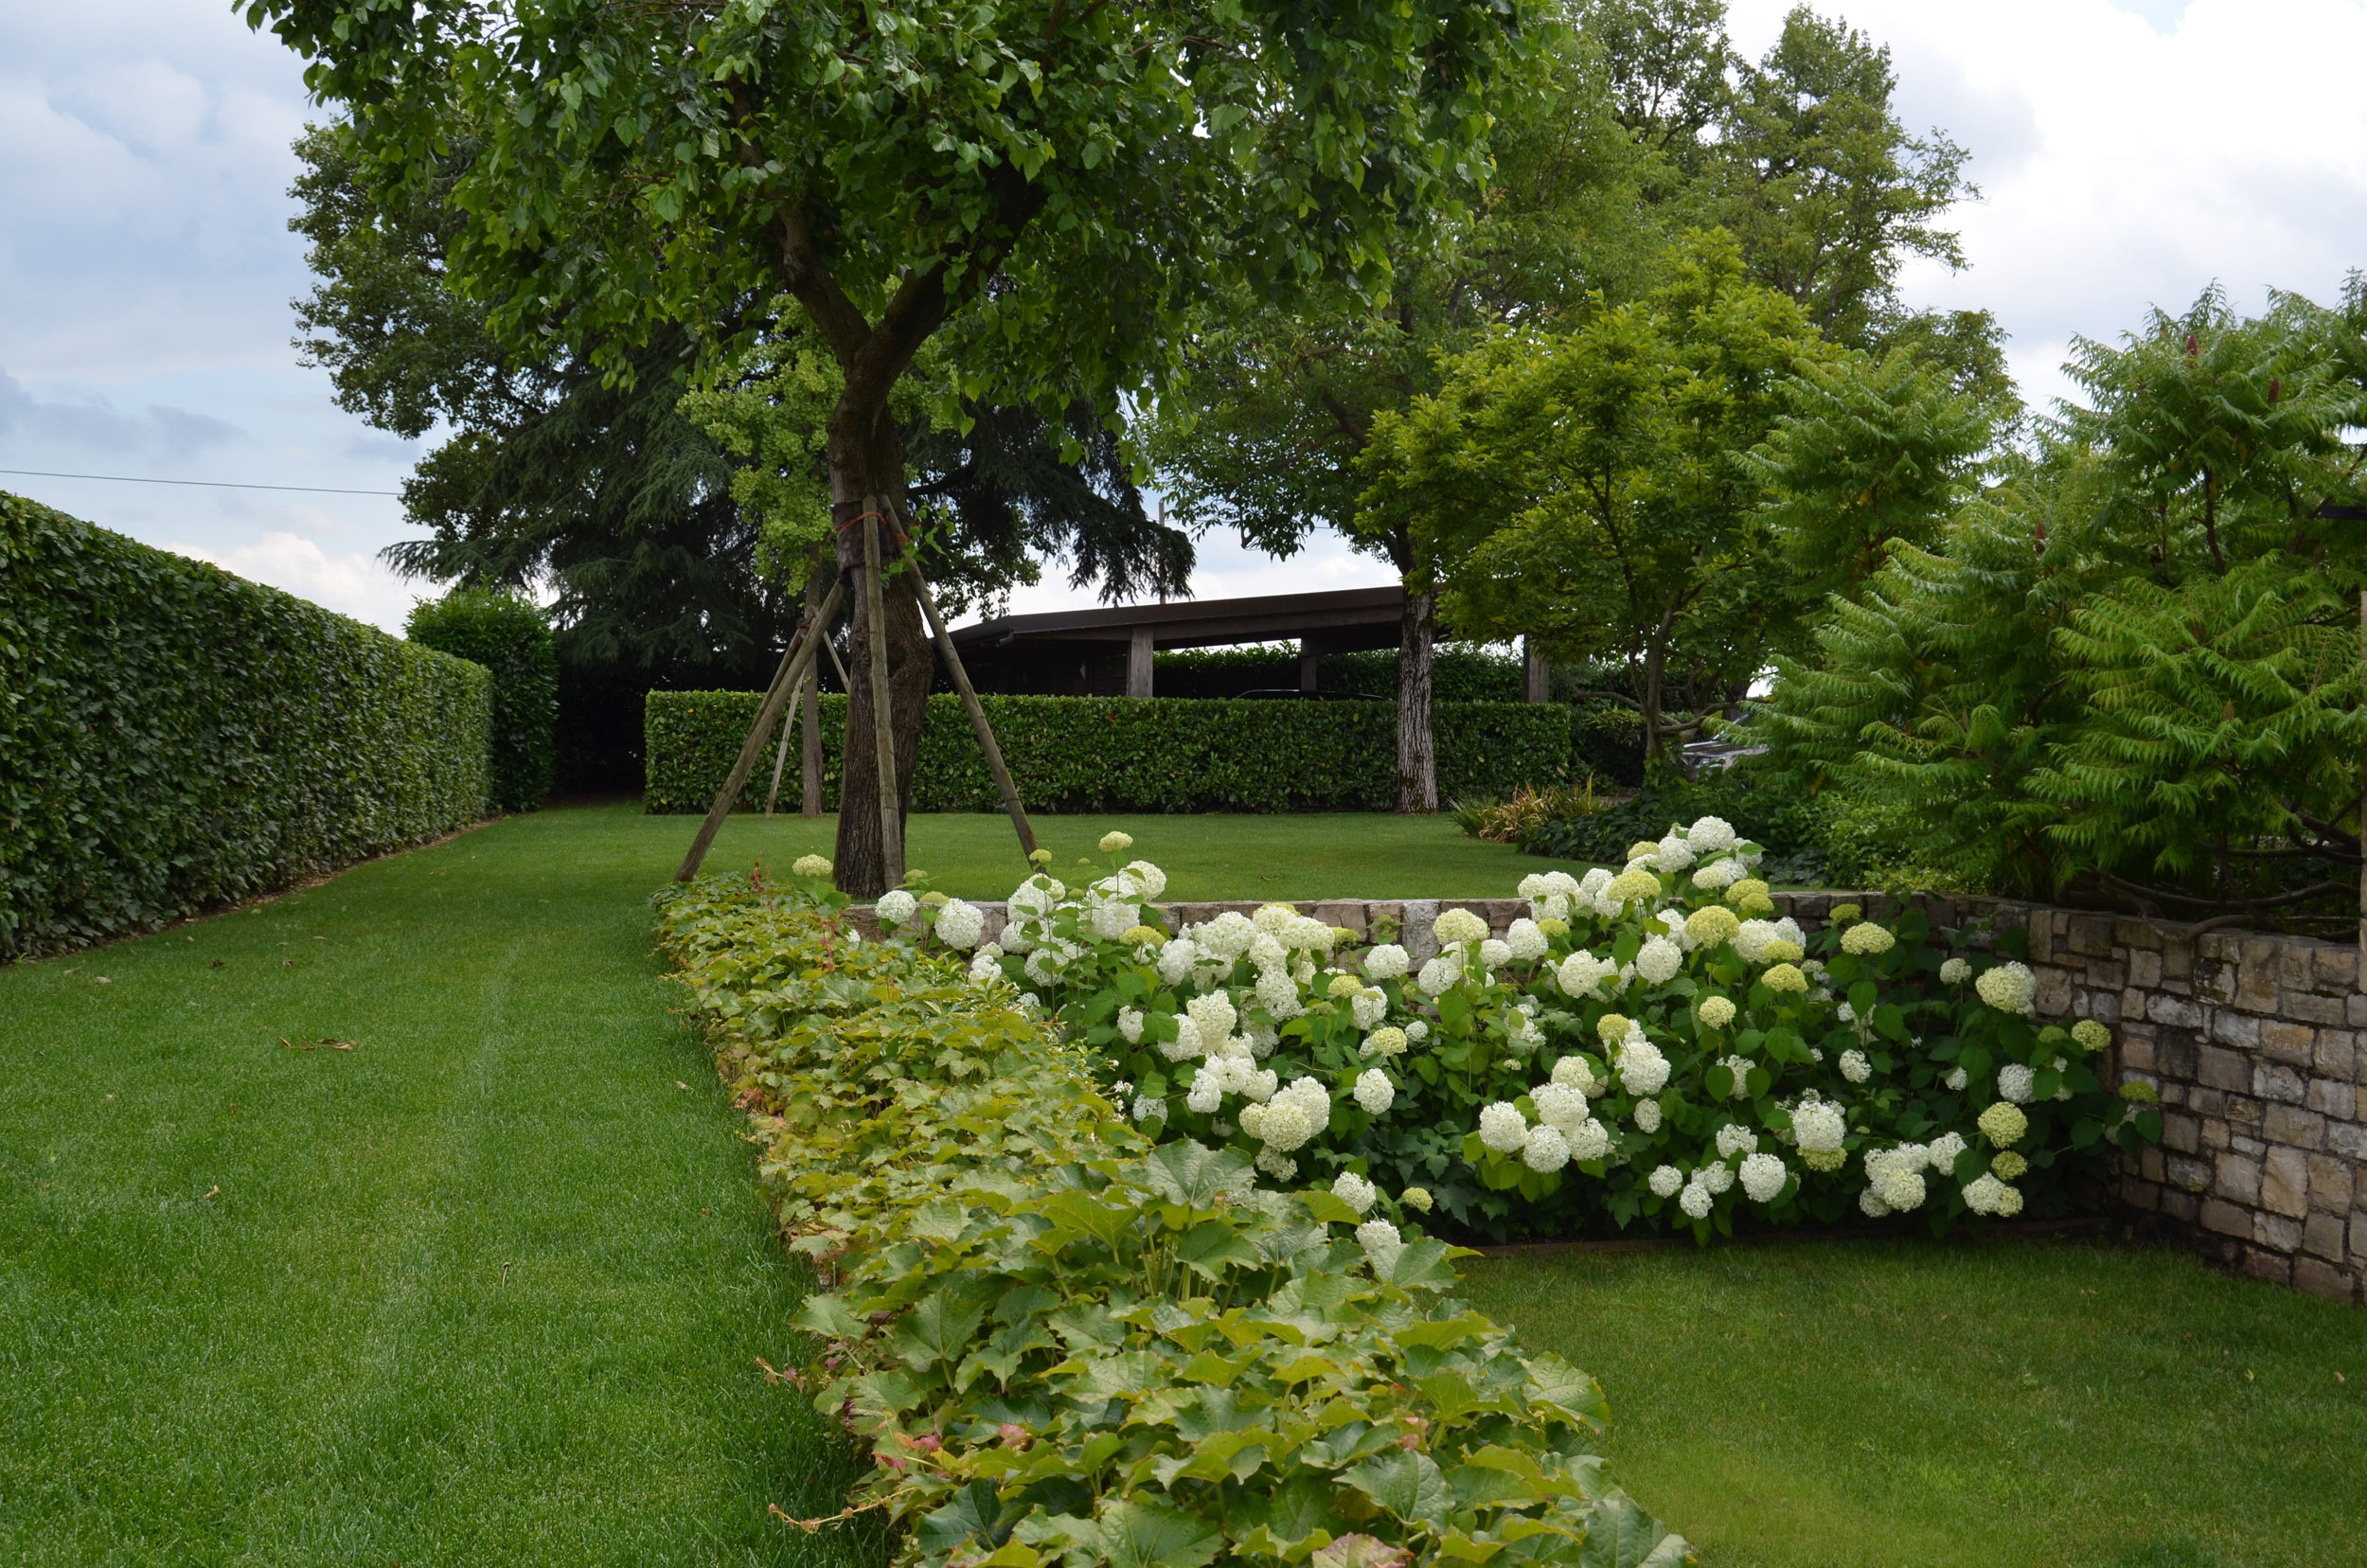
[0,365,241,455]
[166,530,419,633]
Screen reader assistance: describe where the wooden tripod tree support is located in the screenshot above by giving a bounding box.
[673,578,847,882]
[761,662,811,821]
[672,495,1041,889]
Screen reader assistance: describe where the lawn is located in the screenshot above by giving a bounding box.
[1463,1238,2367,1568]
[0,807,873,1566]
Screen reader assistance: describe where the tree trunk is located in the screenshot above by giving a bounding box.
[828,422,933,898]
[800,564,827,817]
[1640,636,1666,768]
[1396,588,1437,813]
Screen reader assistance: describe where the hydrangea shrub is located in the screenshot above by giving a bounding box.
[889,824,2162,1242]
[654,877,1693,1568]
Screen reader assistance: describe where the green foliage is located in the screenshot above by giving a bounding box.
[944,831,2151,1244]
[644,694,1578,815]
[1367,231,1829,757]
[1752,284,2367,919]
[1152,645,1526,703]
[652,879,1692,1568]
[405,587,557,812]
[0,493,489,959]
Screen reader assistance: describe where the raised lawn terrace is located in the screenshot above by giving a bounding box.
[5,804,2363,1566]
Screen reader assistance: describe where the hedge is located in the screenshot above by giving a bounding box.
[643,692,1580,814]
[405,586,558,812]
[651,876,1692,1568]
[0,493,491,959]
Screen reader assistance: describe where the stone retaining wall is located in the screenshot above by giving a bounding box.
[852,889,2367,1303]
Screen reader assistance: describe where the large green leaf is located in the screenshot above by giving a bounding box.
[894,1292,987,1371]
[1578,1497,1690,1568]
[1094,1498,1223,1568]
[1135,1141,1253,1208]
[1344,1450,1452,1527]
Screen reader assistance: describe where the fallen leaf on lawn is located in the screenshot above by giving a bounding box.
[333,1040,355,1051]
[94,976,112,985]
[210,959,224,969]
[204,1186,220,1200]
[677,1080,692,1090]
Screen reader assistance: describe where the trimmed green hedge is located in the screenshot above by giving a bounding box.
[406,586,558,812]
[643,691,1578,813]
[0,493,491,958]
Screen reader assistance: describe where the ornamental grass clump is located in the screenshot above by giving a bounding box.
[951,818,2160,1244]
[653,877,1692,1568]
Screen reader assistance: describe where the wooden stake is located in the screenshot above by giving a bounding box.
[863,506,906,888]
[762,664,809,820]
[673,579,847,882]
[894,515,1039,862]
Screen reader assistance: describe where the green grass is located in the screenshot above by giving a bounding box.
[1462,1238,2367,1568]
[703,807,1598,900]
[0,807,875,1566]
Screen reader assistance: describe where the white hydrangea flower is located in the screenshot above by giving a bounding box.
[1356,1218,1403,1272]
[1740,1151,1788,1203]
[1864,1148,1928,1211]
[1962,1172,2024,1217]
[1975,960,2039,1017]
[1088,899,1140,941]
[1633,1098,1662,1132]
[1999,1062,2037,1104]
[1117,1007,1145,1044]
[1121,860,1167,900]
[792,853,833,878]
[1688,816,1738,855]
[1240,1098,1313,1152]
[1926,1131,1967,1172]
[1700,1159,1735,1196]
[1159,1016,1203,1062]
[1362,943,1411,980]
[1714,1054,1755,1098]
[1860,1185,1892,1219]
[1132,1094,1165,1123]
[1276,1075,1330,1132]
[876,888,918,929]
[1532,1081,1589,1133]
[1555,949,1611,1000]
[1550,1056,1600,1095]
[1362,1025,1408,1059]
[1352,1068,1395,1115]
[1255,1148,1297,1181]
[1648,1164,1685,1198]
[1790,1100,1845,1153]
[1615,1038,1671,1097]
[1350,989,1388,1030]
[1518,872,1550,900]
[1478,1101,1530,1153]
[1186,991,1237,1044]
[1945,1066,1969,1092]
[1184,1073,1223,1114]
[1566,1117,1611,1162]
[1331,1171,1378,1213]
[933,898,985,949]
[1252,902,1297,935]
[1532,892,1572,924]
[1154,939,1197,986]
[1522,1124,1572,1173]
[1283,915,1335,953]
[1404,1020,1430,1044]
[1653,831,1696,873]
[1247,1025,1280,1060]
[1476,937,1511,971]
[1690,858,1742,892]
[1246,932,1289,973]
[1415,952,1464,996]
[1840,1049,1872,1084]
[1679,1181,1715,1219]
[1433,906,1490,948]
[968,951,1003,984]
[1716,1124,1758,1159]
[1007,876,1062,916]
[1734,919,1778,964]
[1194,911,1256,962]
[1255,965,1302,1019]
[1635,935,1682,985]
[1240,1065,1281,1104]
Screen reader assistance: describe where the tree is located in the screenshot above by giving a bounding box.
[251,0,1522,893]
[404,586,559,811]
[1751,285,2367,920]
[1365,231,1826,768]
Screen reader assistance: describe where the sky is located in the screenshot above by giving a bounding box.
[4,0,2365,633]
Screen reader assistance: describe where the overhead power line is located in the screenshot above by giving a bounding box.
[0,467,400,497]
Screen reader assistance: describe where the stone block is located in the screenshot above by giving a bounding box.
[2234,968,2282,1014]
[2159,1032,2201,1080]
[1312,900,1367,937]
[2263,1104,2326,1151]
[2232,1131,2265,1155]
[2255,1211,2304,1253]
[2293,1256,2355,1302]
[2305,1211,2348,1261]
[2286,991,2345,1026]
[2161,1188,2200,1224]
[2067,915,2114,957]
[2084,957,2127,991]
[2129,951,2164,989]
[1482,898,1525,935]
[2214,1010,2264,1049]
[2162,1111,2201,1153]
[2199,1197,2252,1238]
[2228,1100,2265,1135]
[2122,1033,2158,1073]
[2309,1154,2354,1214]
[2254,1062,2307,1105]
[2153,993,2205,1029]
[2166,1153,2213,1193]
[2261,1147,2310,1218]
[1399,900,1439,962]
[2123,1180,2161,1212]
[2305,1079,2356,1121]
[2139,1146,2165,1182]
[2162,940,2195,982]
[2089,989,2124,1024]
[2315,1029,2356,1080]
[2037,967,2073,1018]
[2259,1021,2316,1065]
[2310,944,2357,988]
[2278,943,2319,990]
[2200,1115,2232,1149]
[2353,1211,2367,1262]
[2198,1045,2249,1091]
[2328,1123,2367,1162]
[2243,1247,2293,1284]
[2213,1152,2262,1203]
[2349,991,2367,1028]
[2191,1086,2228,1119]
